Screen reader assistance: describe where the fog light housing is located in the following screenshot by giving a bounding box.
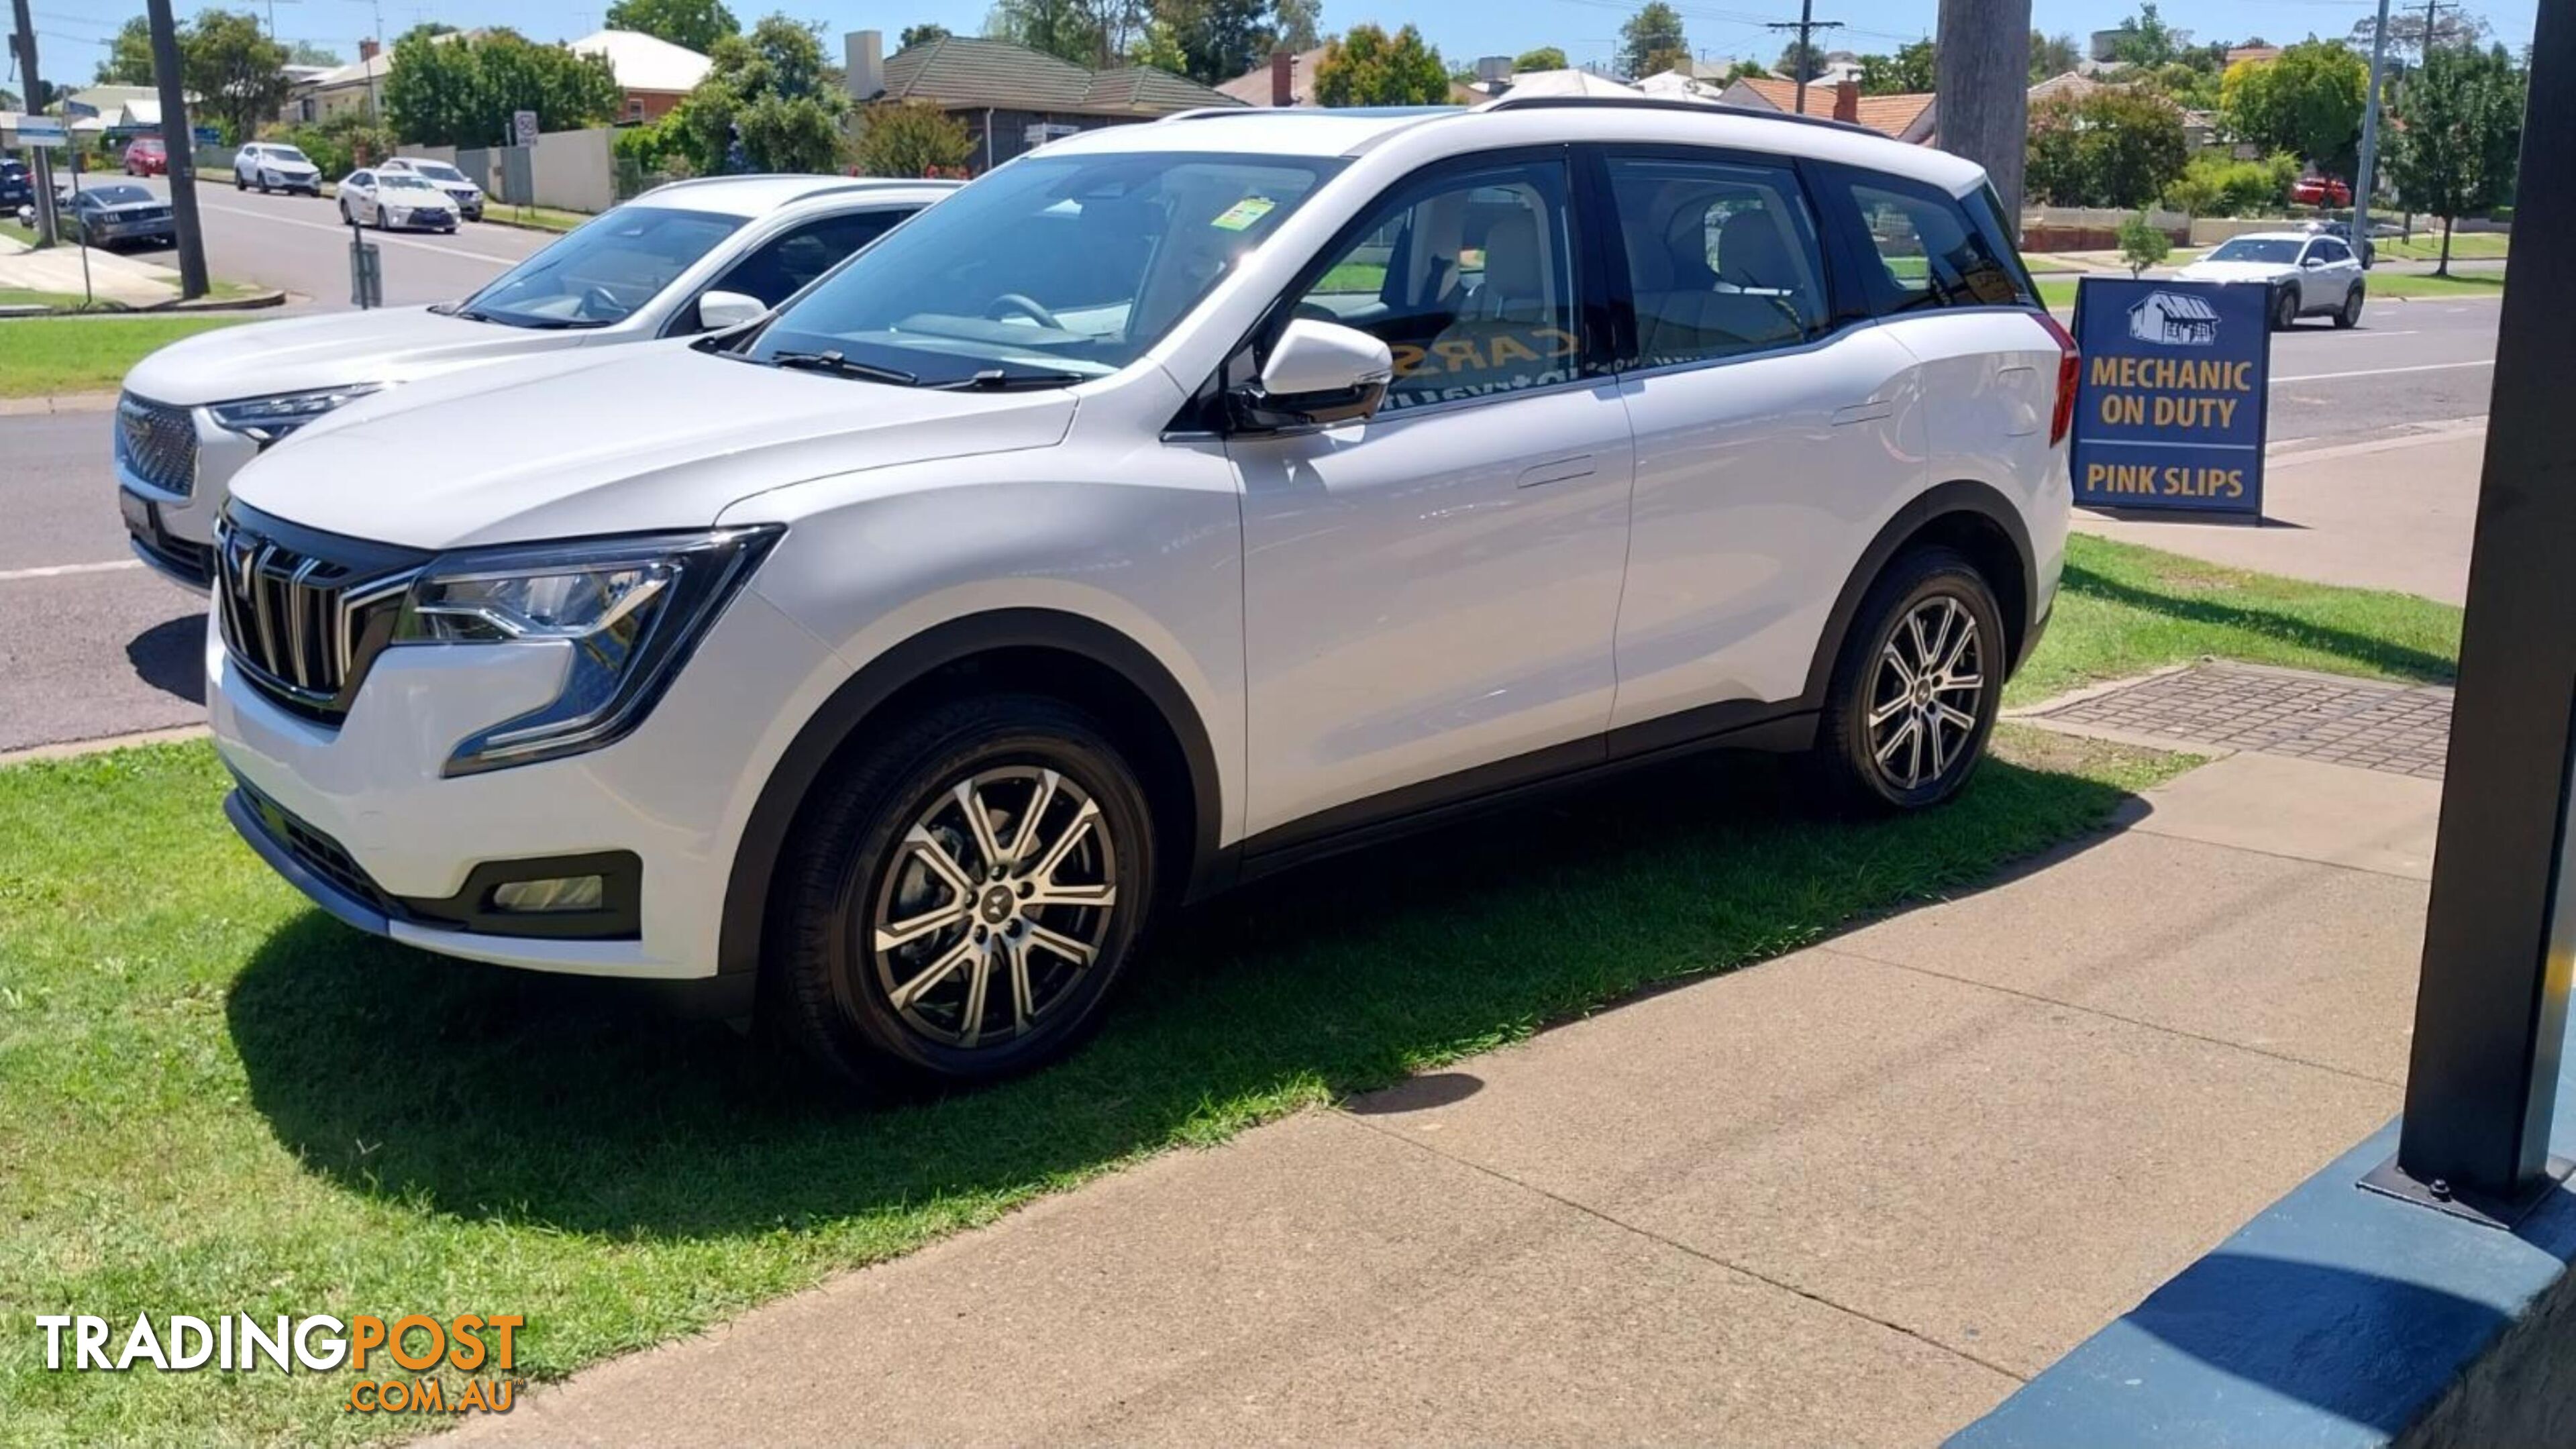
[491,875,605,914]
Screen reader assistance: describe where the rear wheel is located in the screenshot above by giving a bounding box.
[1805,547,2006,813]
[234,172,246,191]
[2334,285,2364,329]
[765,694,1159,1095]
[2272,285,2300,331]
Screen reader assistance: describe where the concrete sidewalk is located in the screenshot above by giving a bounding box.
[454,693,2441,1448]
[2079,422,2482,603]
[0,233,180,306]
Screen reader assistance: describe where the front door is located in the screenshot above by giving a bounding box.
[1231,153,1635,843]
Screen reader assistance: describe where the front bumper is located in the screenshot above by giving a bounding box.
[207,578,837,979]
[115,402,258,591]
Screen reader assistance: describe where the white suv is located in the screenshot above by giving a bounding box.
[233,142,323,195]
[115,176,953,587]
[207,100,2073,1092]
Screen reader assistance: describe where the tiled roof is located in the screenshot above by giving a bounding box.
[882,36,1239,116]
[1722,76,1935,140]
[1217,46,1324,106]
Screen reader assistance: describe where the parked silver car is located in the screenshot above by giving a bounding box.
[2173,231,2367,329]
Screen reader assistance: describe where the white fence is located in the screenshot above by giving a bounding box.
[398,126,613,215]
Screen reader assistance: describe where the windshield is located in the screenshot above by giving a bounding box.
[381,174,438,191]
[750,151,1339,384]
[84,184,154,205]
[2207,237,2302,264]
[265,146,313,166]
[454,203,749,329]
[411,162,467,184]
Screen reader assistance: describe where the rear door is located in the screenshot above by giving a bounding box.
[1598,147,1926,731]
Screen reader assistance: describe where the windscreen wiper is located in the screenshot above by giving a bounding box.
[768,349,919,385]
[929,366,1090,391]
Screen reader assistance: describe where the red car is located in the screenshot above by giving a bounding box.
[123,136,167,176]
[2289,174,2351,207]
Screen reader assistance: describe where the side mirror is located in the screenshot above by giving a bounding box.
[1228,319,1395,433]
[2302,256,2327,270]
[695,289,768,331]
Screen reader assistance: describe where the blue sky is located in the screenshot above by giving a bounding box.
[24,0,2538,86]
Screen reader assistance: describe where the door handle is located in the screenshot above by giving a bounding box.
[1516,453,1596,489]
[1831,400,1894,426]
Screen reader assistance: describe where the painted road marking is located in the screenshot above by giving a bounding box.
[0,559,146,583]
[2271,359,2496,384]
[193,199,523,265]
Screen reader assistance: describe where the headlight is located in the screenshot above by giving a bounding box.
[392,527,782,775]
[207,384,382,445]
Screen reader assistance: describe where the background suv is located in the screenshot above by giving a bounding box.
[233,142,322,195]
[2175,229,2367,329]
[208,100,2071,1095]
[115,176,952,586]
[378,156,486,220]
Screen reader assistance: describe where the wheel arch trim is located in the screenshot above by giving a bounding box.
[1798,478,2041,706]
[717,607,1226,983]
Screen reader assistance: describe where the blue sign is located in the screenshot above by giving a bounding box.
[2070,276,2271,517]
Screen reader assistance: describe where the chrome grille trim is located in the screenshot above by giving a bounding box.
[213,514,425,722]
[115,392,198,496]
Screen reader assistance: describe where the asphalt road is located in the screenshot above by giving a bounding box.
[0,288,2504,757]
[109,176,556,307]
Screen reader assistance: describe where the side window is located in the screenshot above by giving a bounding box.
[713,211,906,308]
[1834,172,2030,314]
[2314,238,2351,264]
[1606,154,1828,368]
[1282,159,1579,413]
[348,170,371,187]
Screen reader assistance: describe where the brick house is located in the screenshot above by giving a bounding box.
[845,30,1240,172]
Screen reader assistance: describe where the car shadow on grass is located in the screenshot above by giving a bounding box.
[225,738,2157,1241]
[2059,562,2459,685]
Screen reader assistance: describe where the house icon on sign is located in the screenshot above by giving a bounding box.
[2128,290,2220,347]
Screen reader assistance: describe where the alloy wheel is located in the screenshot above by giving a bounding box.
[866,765,1119,1051]
[1865,596,1984,793]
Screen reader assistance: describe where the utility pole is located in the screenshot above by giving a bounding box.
[145,0,207,298]
[2355,0,2391,254]
[1765,5,1845,113]
[1935,0,2033,222]
[7,0,59,246]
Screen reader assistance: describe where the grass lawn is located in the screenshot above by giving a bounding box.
[0,287,93,310]
[0,535,2461,1444]
[0,315,251,398]
[2375,231,2509,262]
[480,202,594,233]
[2367,270,2506,301]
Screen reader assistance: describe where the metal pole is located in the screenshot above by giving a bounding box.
[144,0,206,298]
[2373,0,2576,1227]
[9,0,58,246]
[2353,0,2391,262]
[1794,0,1813,113]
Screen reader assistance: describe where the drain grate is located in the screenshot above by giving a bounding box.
[2035,663,2451,779]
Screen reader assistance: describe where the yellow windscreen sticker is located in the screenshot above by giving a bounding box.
[1210,196,1277,231]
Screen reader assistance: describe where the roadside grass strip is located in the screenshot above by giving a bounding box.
[0,315,252,398]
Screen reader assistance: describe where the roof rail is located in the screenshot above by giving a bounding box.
[1154,104,1461,123]
[1475,92,1882,138]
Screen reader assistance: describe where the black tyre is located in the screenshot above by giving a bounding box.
[766,694,1158,1095]
[1805,546,2006,814]
[2334,285,2363,329]
[234,173,246,191]
[338,199,352,224]
[2272,285,2300,331]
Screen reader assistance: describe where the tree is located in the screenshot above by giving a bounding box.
[182,10,291,146]
[1617,2,1684,80]
[2118,212,2170,274]
[1148,0,1277,83]
[1312,23,1447,106]
[2024,87,2187,207]
[2105,2,2178,68]
[2348,9,2491,65]
[2384,43,2525,274]
[98,17,157,85]
[986,0,1141,68]
[286,41,342,66]
[2219,40,2367,178]
[1858,38,1935,94]
[898,22,953,48]
[1774,38,1824,81]
[854,98,975,176]
[2028,28,2079,81]
[384,28,623,147]
[1718,57,1769,82]
[605,0,742,56]
[1273,0,1321,51]
[676,14,851,174]
[1514,46,1567,72]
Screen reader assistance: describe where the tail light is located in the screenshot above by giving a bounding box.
[2035,309,2080,447]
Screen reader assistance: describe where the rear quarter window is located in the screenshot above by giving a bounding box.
[1820,166,2035,315]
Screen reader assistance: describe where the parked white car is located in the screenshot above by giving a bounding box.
[233,142,323,195]
[115,176,953,587]
[378,156,486,221]
[208,101,2072,1093]
[2173,230,2367,329]
[337,168,459,231]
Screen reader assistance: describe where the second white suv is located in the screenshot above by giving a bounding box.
[207,100,2073,1093]
[115,176,953,586]
[233,142,323,195]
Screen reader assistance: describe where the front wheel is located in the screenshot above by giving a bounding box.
[2335,286,2364,329]
[766,694,1159,1095]
[1804,547,2006,813]
[234,173,246,191]
[2272,285,2300,331]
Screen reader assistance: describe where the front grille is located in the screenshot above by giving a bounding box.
[215,510,427,723]
[234,773,394,916]
[115,392,198,496]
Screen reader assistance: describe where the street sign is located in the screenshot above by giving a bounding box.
[193,125,219,147]
[2069,276,2271,519]
[13,115,68,149]
[512,109,539,148]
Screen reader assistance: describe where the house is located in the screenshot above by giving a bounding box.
[1490,67,1638,99]
[847,30,1239,169]
[2128,290,2220,346]
[1636,68,1722,101]
[1716,75,1937,142]
[288,42,392,123]
[568,29,711,123]
[1215,46,1485,108]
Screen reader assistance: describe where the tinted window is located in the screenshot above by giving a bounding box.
[2207,237,2303,264]
[711,209,905,308]
[1833,172,2030,313]
[82,184,153,205]
[1285,159,1578,412]
[2313,239,2351,263]
[754,152,1335,384]
[1607,154,1826,368]
[347,171,372,186]
[458,204,750,329]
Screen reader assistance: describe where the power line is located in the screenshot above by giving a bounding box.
[1765,8,1843,111]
